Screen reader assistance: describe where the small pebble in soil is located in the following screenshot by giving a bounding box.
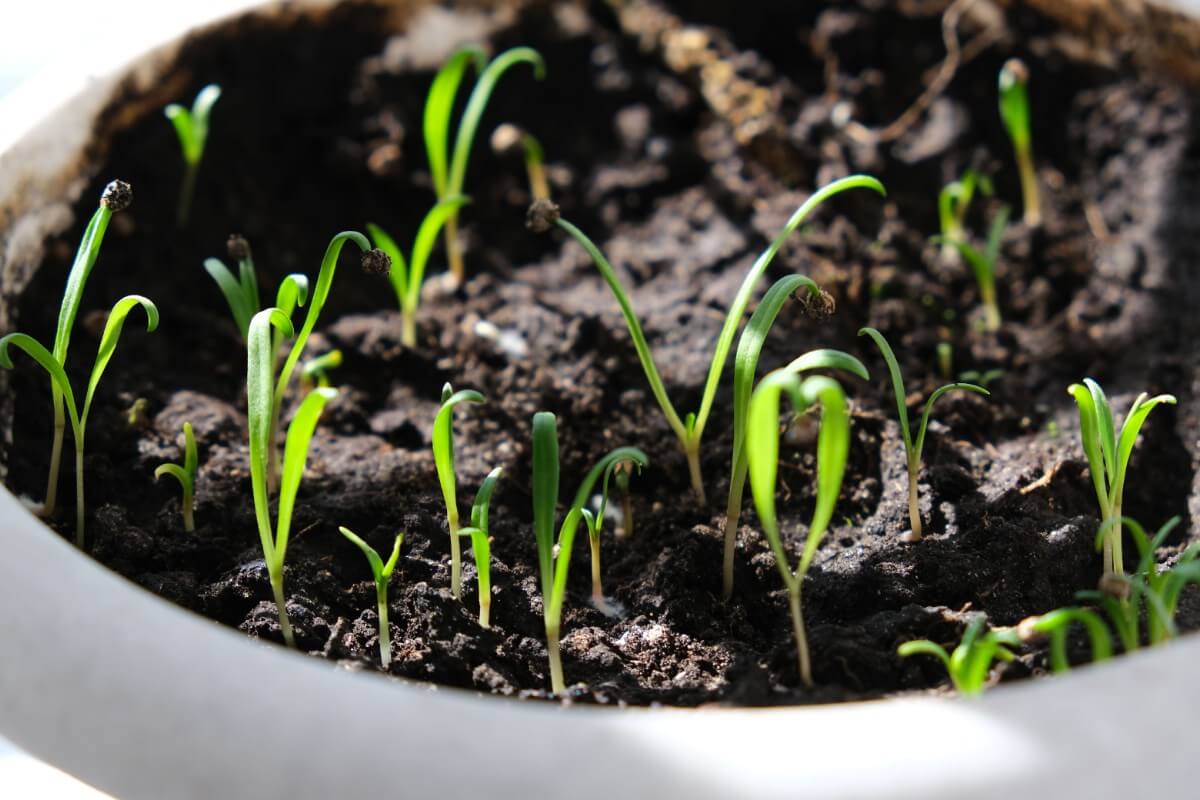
[100,179,132,211]
[360,247,392,275]
[525,198,561,232]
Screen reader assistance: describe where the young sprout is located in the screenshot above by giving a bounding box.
[455,466,503,628]
[537,174,886,502]
[301,350,342,390]
[338,527,404,668]
[937,169,992,262]
[936,342,953,381]
[584,457,641,608]
[531,411,648,693]
[898,615,1019,696]
[164,84,222,225]
[155,421,198,532]
[424,45,545,282]
[266,232,385,488]
[1,191,154,546]
[432,383,485,600]
[613,459,634,539]
[932,206,1010,332]
[745,370,850,687]
[366,196,469,348]
[1068,379,1176,575]
[958,368,1004,389]
[859,327,988,541]
[204,235,310,345]
[247,308,337,648]
[492,123,550,200]
[722,307,868,601]
[1020,608,1112,674]
[998,59,1039,227]
[1078,516,1199,648]
[8,181,131,519]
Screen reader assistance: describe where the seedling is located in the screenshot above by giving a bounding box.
[745,369,850,687]
[1077,516,1199,648]
[367,196,469,348]
[959,368,1004,389]
[164,84,222,225]
[1068,379,1175,575]
[932,206,1010,332]
[544,174,886,502]
[301,350,342,390]
[1021,608,1112,674]
[898,615,1019,696]
[455,466,503,627]
[614,459,634,539]
[7,181,131,520]
[266,232,383,488]
[936,342,953,381]
[155,421,198,532]
[432,383,485,600]
[492,123,550,200]
[937,169,992,262]
[425,45,545,282]
[585,457,641,607]
[338,527,404,668]
[859,327,988,540]
[204,235,309,346]
[1,190,154,545]
[722,319,867,600]
[531,411,647,693]
[998,59,1040,226]
[247,308,337,648]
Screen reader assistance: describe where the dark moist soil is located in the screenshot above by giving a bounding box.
[4,0,1200,706]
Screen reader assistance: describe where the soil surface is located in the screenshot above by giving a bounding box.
[4,0,1200,706]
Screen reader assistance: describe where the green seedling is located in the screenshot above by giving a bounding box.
[531,411,648,693]
[266,232,383,488]
[492,123,550,200]
[5,181,131,520]
[722,331,867,600]
[933,206,1010,332]
[455,466,503,628]
[165,84,222,225]
[1068,379,1175,575]
[614,459,634,539]
[432,383,485,601]
[367,196,469,348]
[1077,516,1200,649]
[936,342,953,381]
[959,368,1004,389]
[998,59,1040,227]
[938,169,992,262]
[338,527,404,668]
[204,235,309,346]
[1021,607,1112,674]
[301,350,342,390]
[155,421,198,532]
[425,45,545,282]
[247,308,337,648]
[584,457,641,607]
[745,370,850,687]
[1,294,158,546]
[859,327,988,540]
[898,615,1019,696]
[545,174,885,502]
[0,181,154,546]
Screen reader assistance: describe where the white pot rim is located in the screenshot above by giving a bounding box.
[2,3,1198,799]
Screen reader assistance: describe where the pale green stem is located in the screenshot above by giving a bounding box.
[980,285,1000,333]
[479,595,491,630]
[401,311,417,349]
[74,447,85,548]
[590,533,603,605]
[444,215,464,284]
[547,622,564,694]
[907,463,923,540]
[448,511,462,600]
[177,163,197,227]
[620,492,633,539]
[1110,500,1123,576]
[270,570,296,649]
[377,582,392,668]
[182,489,195,533]
[721,463,748,601]
[1017,148,1040,227]
[44,399,65,517]
[788,583,812,688]
[685,438,706,505]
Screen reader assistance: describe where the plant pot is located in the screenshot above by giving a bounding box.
[2,1,1200,798]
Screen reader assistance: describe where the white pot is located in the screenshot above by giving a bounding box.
[1,3,1198,798]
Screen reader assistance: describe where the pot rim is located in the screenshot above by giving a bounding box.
[1,3,1198,799]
